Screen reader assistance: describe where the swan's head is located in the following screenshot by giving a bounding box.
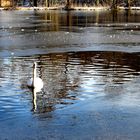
[33,62,37,69]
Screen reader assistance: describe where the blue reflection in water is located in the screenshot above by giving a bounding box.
[0,10,140,140]
[0,52,139,118]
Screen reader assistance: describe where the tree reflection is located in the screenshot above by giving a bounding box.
[3,51,139,114]
[29,10,140,32]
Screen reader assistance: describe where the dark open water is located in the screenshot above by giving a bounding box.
[0,10,140,140]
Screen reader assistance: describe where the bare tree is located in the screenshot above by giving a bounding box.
[126,0,131,8]
[65,0,71,9]
[34,0,37,6]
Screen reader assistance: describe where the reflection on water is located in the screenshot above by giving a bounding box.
[0,51,139,117]
[0,10,140,58]
[0,10,140,139]
[0,10,140,33]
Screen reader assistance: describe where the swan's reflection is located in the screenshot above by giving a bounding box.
[32,88,37,112]
[31,88,55,113]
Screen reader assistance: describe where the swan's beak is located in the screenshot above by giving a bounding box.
[33,62,37,68]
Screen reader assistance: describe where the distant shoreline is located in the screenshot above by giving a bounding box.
[1,6,140,11]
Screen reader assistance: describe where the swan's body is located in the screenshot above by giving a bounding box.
[27,77,43,89]
[27,62,43,90]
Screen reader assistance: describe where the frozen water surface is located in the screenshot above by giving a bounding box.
[0,10,140,140]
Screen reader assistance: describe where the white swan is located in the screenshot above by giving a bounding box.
[27,62,43,90]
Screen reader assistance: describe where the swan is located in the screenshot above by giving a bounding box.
[27,62,43,90]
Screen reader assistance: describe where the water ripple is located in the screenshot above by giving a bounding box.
[0,51,139,118]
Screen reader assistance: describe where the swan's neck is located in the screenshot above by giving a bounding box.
[33,65,36,87]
